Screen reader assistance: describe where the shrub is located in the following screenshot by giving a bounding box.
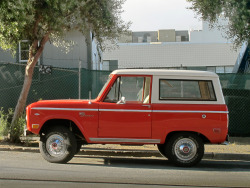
[0,108,25,142]
[0,108,12,137]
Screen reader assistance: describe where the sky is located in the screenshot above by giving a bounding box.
[121,0,202,31]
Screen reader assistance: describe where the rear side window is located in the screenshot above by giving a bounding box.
[159,79,216,101]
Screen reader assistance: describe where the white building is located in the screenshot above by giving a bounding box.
[103,42,237,73]
[0,30,102,70]
[190,18,230,43]
[103,18,239,73]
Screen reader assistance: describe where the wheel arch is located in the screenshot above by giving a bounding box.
[164,131,211,144]
[39,119,87,143]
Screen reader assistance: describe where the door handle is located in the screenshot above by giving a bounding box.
[142,105,151,108]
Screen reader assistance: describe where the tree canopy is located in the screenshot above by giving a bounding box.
[0,0,129,51]
[187,0,250,46]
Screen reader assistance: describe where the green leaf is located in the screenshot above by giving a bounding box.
[187,0,250,46]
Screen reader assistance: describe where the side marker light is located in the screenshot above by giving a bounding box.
[32,124,39,129]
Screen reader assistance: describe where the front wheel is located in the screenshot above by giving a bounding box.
[39,126,77,163]
[166,133,204,167]
[75,141,83,154]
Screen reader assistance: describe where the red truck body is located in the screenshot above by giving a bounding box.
[26,69,228,166]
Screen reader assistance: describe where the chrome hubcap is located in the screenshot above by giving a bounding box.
[174,138,197,161]
[46,134,66,157]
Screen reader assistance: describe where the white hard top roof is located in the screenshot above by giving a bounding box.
[111,69,218,78]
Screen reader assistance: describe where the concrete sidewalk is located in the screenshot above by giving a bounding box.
[0,137,250,162]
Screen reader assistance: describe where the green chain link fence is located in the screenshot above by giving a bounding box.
[219,74,250,136]
[0,62,249,136]
[0,63,111,110]
[0,63,79,110]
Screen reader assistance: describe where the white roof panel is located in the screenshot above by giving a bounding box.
[111,69,218,78]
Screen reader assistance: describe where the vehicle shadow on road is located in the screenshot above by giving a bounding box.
[71,155,250,172]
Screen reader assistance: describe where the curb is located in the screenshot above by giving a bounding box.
[1,146,250,162]
[203,152,250,161]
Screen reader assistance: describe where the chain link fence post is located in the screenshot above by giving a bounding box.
[78,60,81,99]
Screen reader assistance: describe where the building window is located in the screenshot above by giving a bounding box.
[138,37,143,43]
[216,67,225,73]
[147,36,151,43]
[18,40,41,64]
[207,67,216,73]
[225,66,234,73]
[19,40,30,63]
[176,36,181,42]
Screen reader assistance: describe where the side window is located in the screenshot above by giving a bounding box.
[159,79,216,101]
[104,76,151,103]
[120,77,144,101]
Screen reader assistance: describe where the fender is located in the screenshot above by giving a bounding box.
[34,114,90,141]
[161,129,211,144]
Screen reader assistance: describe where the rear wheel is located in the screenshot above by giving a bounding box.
[39,126,77,163]
[166,133,204,167]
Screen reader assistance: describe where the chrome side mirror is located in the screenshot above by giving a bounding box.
[117,96,126,104]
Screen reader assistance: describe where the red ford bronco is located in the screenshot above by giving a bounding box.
[26,69,228,167]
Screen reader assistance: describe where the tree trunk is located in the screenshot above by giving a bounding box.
[9,58,36,142]
[10,35,49,142]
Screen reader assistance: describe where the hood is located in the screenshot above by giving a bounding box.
[28,99,97,109]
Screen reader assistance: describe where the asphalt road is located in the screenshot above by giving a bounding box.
[1,151,250,188]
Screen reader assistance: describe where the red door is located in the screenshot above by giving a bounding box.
[98,75,152,138]
[98,102,151,138]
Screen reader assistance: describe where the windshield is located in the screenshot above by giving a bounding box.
[97,75,113,98]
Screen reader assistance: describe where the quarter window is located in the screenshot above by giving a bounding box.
[159,80,216,101]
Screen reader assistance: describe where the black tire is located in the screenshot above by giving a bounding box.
[166,133,204,167]
[75,142,82,154]
[157,144,168,158]
[39,126,77,163]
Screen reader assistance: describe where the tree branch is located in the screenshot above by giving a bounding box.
[33,15,41,38]
[33,32,50,64]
